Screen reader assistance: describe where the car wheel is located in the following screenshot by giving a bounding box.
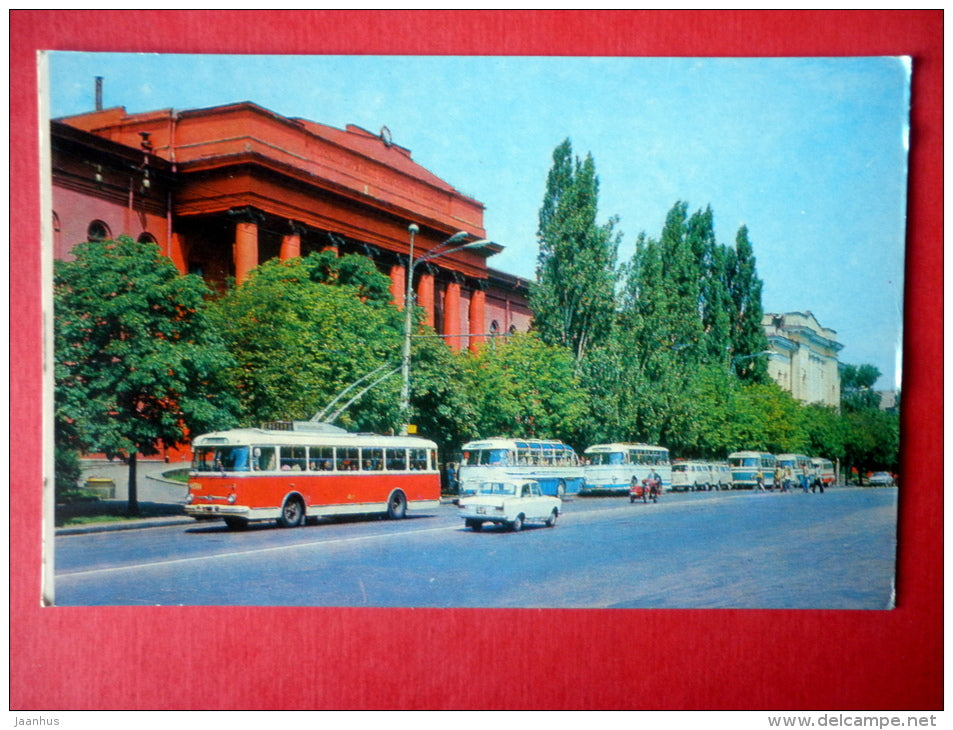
[387,490,407,520]
[277,496,305,528]
[511,513,524,532]
[545,509,558,527]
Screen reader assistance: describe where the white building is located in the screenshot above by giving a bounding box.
[762,312,843,407]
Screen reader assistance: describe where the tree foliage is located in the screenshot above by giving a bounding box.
[210,254,404,432]
[54,235,240,511]
[531,139,621,364]
[460,333,587,445]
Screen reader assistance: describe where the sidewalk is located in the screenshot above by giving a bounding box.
[56,459,194,535]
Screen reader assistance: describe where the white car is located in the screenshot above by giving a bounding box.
[458,479,561,532]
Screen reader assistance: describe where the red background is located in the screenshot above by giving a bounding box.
[10,10,942,710]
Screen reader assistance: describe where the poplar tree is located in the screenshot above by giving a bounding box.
[687,205,733,364]
[726,225,770,381]
[531,139,620,365]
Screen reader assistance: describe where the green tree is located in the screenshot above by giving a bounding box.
[531,139,621,364]
[211,255,404,432]
[54,236,240,513]
[460,333,587,445]
[689,206,733,363]
[726,225,770,381]
[840,363,883,412]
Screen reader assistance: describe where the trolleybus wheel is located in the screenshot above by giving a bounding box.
[277,495,305,528]
[387,490,407,520]
[556,480,566,499]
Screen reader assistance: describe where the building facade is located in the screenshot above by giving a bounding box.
[51,101,532,351]
[762,311,843,407]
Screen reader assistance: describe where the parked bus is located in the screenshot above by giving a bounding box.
[186,421,440,530]
[728,451,778,489]
[670,460,730,491]
[811,457,836,486]
[457,438,585,498]
[776,453,813,491]
[582,443,672,494]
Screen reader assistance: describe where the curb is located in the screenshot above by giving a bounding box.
[57,497,462,535]
[56,515,194,536]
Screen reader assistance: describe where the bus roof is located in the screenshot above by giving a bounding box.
[192,427,437,449]
[461,437,572,450]
[584,443,668,453]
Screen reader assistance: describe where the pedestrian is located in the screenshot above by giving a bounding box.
[756,469,766,491]
[801,463,810,492]
[783,466,793,493]
[773,465,783,492]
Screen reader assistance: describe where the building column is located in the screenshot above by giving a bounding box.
[229,207,264,285]
[444,279,462,351]
[168,231,188,275]
[390,262,406,309]
[417,271,435,328]
[280,222,304,261]
[468,284,487,352]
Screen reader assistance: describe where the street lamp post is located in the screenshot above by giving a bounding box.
[399,224,489,434]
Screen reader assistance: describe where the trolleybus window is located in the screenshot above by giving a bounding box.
[385,447,408,471]
[410,448,431,471]
[310,446,334,471]
[362,447,384,471]
[336,447,359,471]
[280,446,307,471]
[253,446,277,471]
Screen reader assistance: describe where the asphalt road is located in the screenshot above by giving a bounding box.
[53,486,897,609]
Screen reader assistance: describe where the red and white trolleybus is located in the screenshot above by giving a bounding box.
[186,421,441,530]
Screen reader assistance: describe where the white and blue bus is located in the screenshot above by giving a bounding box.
[728,451,778,489]
[457,438,585,498]
[581,443,672,494]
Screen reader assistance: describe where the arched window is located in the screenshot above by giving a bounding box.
[137,232,157,245]
[52,211,61,251]
[489,320,500,334]
[87,220,111,242]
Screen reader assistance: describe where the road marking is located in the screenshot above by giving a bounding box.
[57,524,460,579]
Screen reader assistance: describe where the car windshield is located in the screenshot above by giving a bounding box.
[475,482,518,496]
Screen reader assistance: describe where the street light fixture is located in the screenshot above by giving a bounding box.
[400,224,490,433]
[731,350,773,375]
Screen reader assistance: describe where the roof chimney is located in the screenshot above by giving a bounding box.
[95,76,103,111]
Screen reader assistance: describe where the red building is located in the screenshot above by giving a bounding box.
[51,100,532,350]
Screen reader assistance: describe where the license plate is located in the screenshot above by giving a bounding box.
[476,507,486,514]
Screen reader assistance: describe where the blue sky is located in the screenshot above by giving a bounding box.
[45,52,909,390]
